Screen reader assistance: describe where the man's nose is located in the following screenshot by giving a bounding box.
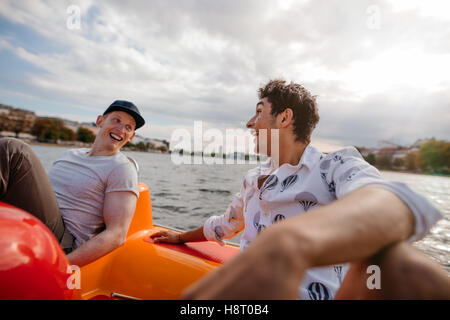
[117,123,127,134]
[246,116,255,129]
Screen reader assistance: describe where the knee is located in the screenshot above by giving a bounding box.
[369,242,450,299]
[336,242,450,299]
[0,137,29,150]
[0,138,34,169]
[371,242,427,276]
[0,138,32,155]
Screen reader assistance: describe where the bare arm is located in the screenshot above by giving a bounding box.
[152,181,246,245]
[67,191,137,267]
[182,186,415,299]
[151,226,207,244]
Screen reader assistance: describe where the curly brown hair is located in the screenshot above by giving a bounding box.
[258,79,319,144]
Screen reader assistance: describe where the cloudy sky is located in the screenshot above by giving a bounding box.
[0,0,449,150]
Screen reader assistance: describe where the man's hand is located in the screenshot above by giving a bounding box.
[151,230,182,244]
[151,226,207,245]
[67,191,137,267]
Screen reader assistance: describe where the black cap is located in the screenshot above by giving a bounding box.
[103,100,145,129]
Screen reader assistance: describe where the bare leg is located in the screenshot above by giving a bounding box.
[335,242,450,299]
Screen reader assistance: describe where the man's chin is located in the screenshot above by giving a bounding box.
[104,140,125,152]
[255,145,270,157]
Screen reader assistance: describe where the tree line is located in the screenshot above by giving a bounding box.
[361,139,450,175]
[32,118,96,143]
[30,117,448,174]
[31,117,169,152]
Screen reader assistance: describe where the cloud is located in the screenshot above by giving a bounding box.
[317,88,450,147]
[0,0,449,147]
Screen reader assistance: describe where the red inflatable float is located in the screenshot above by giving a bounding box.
[0,202,75,300]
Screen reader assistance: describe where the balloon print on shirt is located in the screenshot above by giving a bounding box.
[334,265,344,284]
[333,152,352,165]
[327,181,336,194]
[272,213,286,224]
[280,174,298,192]
[252,211,266,234]
[257,224,266,234]
[338,166,363,183]
[320,158,332,171]
[333,154,343,163]
[259,174,279,199]
[307,282,330,300]
[319,156,336,194]
[295,192,318,211]
[253,211,261,230]
[214,226,225,241]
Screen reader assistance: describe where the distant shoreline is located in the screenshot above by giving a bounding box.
[25,141,449,177]
[27,140,168,154]
[28,141,76,148]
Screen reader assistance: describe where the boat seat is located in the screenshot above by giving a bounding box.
[144,236,239,264]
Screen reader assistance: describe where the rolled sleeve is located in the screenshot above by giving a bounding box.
[327,147,443,242]
[358,181,443,242]
[203,188,245,245]
[106,163,139,198]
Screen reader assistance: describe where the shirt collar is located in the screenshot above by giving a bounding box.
[265,144,323,172]
[299,144,323,170]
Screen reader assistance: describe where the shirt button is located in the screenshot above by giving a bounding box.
[263,211,269,217]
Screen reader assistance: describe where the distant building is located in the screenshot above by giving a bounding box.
[374,147,397,158]
[131,134,169,152]
[17,132,37,141]
[0,131,16,138]
[131,134,148,145]
[63,119,80,133]
[409,138,430,152]
[392,147,409,160]
[80,124,98,136]
[0,104,37,134]
[63,119,98,136]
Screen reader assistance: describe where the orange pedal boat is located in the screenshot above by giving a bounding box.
[0,182,239,300]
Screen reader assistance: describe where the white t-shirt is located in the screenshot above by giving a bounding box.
[48,148,139,249]
[203,145,442,300]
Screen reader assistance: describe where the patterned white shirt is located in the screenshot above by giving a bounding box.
[203,145,442,300]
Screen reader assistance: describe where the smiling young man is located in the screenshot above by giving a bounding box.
[0,100,144,267]
[47,100,145,267]
[152,80,447,299]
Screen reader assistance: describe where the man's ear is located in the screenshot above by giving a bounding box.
[279,108,294,128]
[96,115,104,128]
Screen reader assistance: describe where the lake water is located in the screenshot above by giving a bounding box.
[32,145,450,273]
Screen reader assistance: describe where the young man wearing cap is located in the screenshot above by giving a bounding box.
[0,100,145,267]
